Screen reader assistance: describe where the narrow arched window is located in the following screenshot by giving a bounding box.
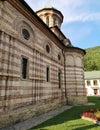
[53,17,56,26]
[58,54,61,61]
[58,70,61,88]
[21,57,28,79]
[53,17,58,26]
[46,44,50,53]
[46,66,50,82]
[46,16,49,26]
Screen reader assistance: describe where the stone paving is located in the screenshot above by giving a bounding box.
[0,105,72,130]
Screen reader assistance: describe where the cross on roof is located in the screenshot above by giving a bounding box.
[45,0,53,8]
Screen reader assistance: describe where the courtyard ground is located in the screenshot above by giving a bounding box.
[30,96,100,130]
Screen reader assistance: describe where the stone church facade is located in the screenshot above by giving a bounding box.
[0,0,87,128]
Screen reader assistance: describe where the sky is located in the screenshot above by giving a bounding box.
[24,0,100,49]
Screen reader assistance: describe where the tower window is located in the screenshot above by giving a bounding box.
[46,66,50,82]
[53,17,58,26]
[21,57,28,79]
[46,16,49,26]
[53,17,56,26]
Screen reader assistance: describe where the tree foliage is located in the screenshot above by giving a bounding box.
[84,46,100,71]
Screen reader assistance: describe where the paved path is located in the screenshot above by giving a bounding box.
[0,105,72,130]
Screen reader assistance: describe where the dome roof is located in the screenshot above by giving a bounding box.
[36,7,63,20]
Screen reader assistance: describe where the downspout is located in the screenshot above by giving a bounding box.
[62,50,68,104]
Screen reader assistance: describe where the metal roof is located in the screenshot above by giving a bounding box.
[84,71,100,79]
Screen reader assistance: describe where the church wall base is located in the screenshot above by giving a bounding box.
[0,97,67,129]
[67,96,87,105]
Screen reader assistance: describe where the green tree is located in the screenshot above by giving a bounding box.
[84,46,100,71]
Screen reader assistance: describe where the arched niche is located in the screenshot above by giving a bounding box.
[13,18,36,42]
[66,55,74,66]
[75,56,82,67]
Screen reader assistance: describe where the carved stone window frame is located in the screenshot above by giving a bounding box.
[20,25,31,42]
[21,55,29,80]
[45,42,52,54]
[15,19,35,43]
[22,28,30,41]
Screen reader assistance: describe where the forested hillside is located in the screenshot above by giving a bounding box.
[84,46,100,71]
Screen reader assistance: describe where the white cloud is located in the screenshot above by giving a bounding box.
[25,0,100,23]
[54,0,100,23]
[24,0,100,48]
[64,12,100,23]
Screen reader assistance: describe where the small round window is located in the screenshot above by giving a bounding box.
[46,44,50,53]
[22,29,30,40]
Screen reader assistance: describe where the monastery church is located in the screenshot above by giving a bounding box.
[0,0,87,128]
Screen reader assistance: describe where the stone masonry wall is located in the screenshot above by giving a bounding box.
[0,1,66,128]
[0,0,87,128]
[65,51,87,105]
[0,97,66,128]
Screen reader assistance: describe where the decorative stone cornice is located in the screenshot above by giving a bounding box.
[65,47,86,56]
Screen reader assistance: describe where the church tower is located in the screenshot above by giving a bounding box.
[36,7,63,29]
[36,6,72,47]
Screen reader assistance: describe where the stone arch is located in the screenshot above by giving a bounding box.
[13,18,36,42]
[66,54,74,66]
[75,56,82,67]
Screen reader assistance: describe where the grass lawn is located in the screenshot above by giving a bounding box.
[30,96,100,130]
